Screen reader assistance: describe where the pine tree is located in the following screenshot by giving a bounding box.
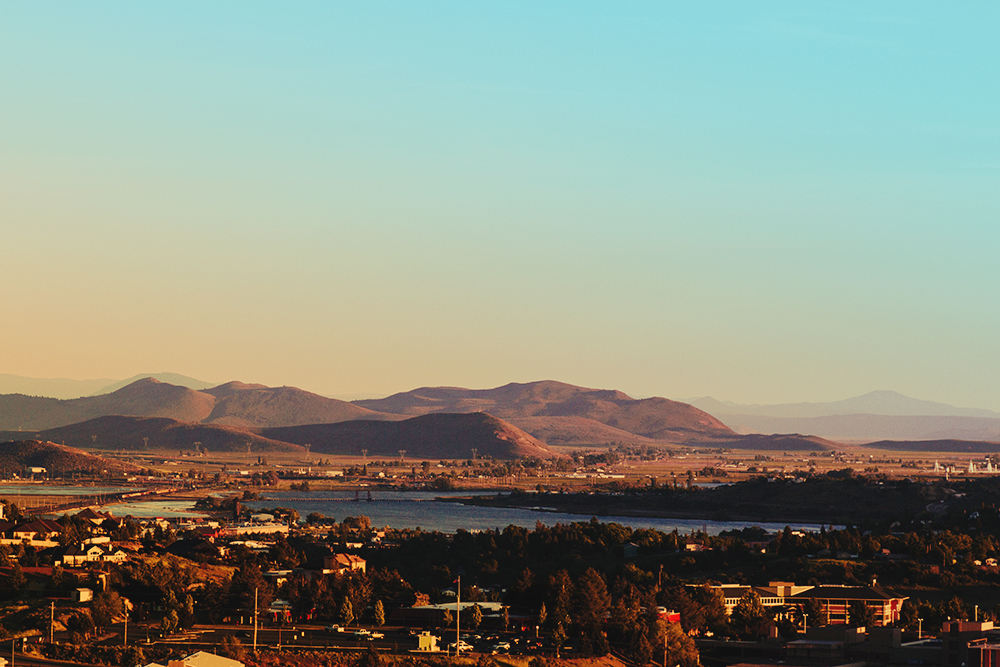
[340,597,355,627]
[470,604,483,630]
[731,590,772,638]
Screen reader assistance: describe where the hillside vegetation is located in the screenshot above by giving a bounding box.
[0,440,138,474]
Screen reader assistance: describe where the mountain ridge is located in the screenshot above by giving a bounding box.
[356,380,732,443]
[0,378,733,447]
[0,378,397,432]
[690,390,1000,419]
[1,412,560,458]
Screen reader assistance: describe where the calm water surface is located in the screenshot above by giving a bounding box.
[0,484,138,496]
[88,490,830,533]
[240,490,828,535]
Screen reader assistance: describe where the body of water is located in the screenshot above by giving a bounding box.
[103,498,204,518]
[0,485,139,496]
[241,490,828,535]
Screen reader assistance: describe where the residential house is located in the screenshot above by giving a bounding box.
[323,553,366,574]
[12,520,63,542]
[144,650,244,667]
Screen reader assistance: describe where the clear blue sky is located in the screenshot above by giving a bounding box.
[1,2,998,407]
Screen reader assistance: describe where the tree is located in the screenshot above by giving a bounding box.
[374,600,385,627]
[573,568,611,628]
[50,565,66,592]
[67,611,95,643]
[662,586,704,634]
[7,563,25,597]
[220,636,247,662]
[340,596,355,627]
[941,596,967,622]
[660,620,700,667]
[573,568,611,656]
[552,623,568,659]
[547,570,574,628]
[442,609,453,628]
[731,590,773,639]
[802,597,825,627]
[228,565,274,618]
[181,594,196,629]
[849,600,876,628]
[470,604,483,630]
[160,610,179,637]
[91,590,123,634]
[690,584,729,635]
[537,602,547,628]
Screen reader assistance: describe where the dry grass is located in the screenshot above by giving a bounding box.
[135,553,234,586]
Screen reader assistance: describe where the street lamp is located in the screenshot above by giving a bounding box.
[918,617,923,639]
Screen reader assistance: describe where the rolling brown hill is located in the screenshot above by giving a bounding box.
[202,382,395,428]
[0,440,139,474]
[1,412,559,459]
[0,378,398,432]
[508,416,661,447]
[1,416,306,453]
[862,439,1000,453]
[702,433,838,451]
[355,381,733,443]
[261,412,561,459]
[0,378,215,431]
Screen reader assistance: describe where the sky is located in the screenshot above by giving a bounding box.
[1,3,998,408]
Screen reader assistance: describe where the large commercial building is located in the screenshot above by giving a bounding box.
[704,580,907,627]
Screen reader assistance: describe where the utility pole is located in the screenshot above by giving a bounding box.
[455,575,461,655]
[123,606,128,645]
[253,587,259,652]
[50,601,54,643]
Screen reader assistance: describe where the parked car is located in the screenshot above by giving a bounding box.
[447,640,474,652]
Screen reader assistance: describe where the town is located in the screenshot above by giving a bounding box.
[1,466,999,667]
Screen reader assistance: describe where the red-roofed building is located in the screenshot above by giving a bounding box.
[323,553,366,574]
[12,520,63,541]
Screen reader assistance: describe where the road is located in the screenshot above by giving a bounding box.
[105,623,421,655]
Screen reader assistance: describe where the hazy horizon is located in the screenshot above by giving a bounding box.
[2,3,997,410]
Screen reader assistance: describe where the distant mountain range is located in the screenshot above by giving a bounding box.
[356,381,733,443]
[689,390,1000,441]
[2,377,997,456]
[0,378,734,455]
[0,378,397,432]
[0,372,214,400]
[690,390,1000,419]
